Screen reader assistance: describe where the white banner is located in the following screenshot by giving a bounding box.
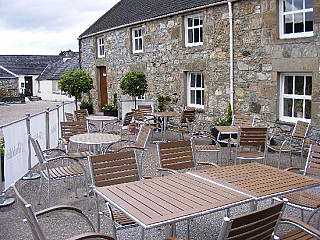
[49,109,59,148]
[30,113,46,167]
[3,120,29,190]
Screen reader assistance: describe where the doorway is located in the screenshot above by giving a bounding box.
[99,67,108,110]
[25,76,33,96]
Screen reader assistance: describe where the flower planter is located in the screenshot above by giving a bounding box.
[103,110,118,117]
[80,105,93,114]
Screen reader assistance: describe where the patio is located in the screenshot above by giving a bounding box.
[0,130,318,239]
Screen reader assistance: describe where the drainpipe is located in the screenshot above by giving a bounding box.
[228,0,234,113]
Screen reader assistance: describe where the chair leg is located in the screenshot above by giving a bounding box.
[47,179,51,207]
[278,151,282,168]
[73,177,78,198]
[38,177,43,205]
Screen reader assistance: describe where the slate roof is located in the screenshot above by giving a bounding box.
[0,66,17,78]
[0,55,62,76]
[36,53,79,81]
[79,0,225,38]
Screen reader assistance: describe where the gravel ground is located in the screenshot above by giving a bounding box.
[0,106,318,239]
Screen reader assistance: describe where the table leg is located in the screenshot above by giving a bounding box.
[165,223,176,238]
[250,200,258,211]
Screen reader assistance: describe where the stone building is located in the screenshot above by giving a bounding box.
[78,0,319,135]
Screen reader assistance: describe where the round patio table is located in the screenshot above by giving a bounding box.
[86,115,118,132]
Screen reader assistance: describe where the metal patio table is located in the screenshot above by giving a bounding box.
[152,111,179,141]
[86,115,118,132]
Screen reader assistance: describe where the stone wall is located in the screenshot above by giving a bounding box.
[79,0,320,136]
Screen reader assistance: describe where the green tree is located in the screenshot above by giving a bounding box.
[58,70,93,109]
[120,70,148,108]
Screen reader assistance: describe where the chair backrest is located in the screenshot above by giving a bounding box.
[133,109,145,122]
[218,201,286,240]
[65,112,74,122]
[29,135,46,164]
[237,127,269,148]
[157,140,195,171]
[292,120,310,138]
[13,185,46,240]
[123,111,134,126]
[74,109,88,122]
[232,114,255,127]
[304,144,320,178]
[60,121,87,142]
[135,125,151,149]
[138,105,152,115]
[89,150,140,187]
[181,108,195,124]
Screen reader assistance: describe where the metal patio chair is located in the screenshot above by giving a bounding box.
[168,201,320,240]
[29,135,89,208]
[13,185,114,240]
[167,107,196,140]
[74,109,98,132]
[191,131,222,165]
[89,150,148,239]
[156,139,219,175]
[234,126,269,165]
[268,120,310,168]
[274,143,320,226]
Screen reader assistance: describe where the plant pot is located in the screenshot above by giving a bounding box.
[103,110,118,117]
[80,105,93,114]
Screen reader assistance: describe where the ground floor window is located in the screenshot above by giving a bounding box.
[187,72,204,109]
[52,81,60,94]
[279,73,312,123]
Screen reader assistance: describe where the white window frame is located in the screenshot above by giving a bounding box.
[136,94,145,100]
[97,37,105,58]
[187,72,204,109]
[52,81,60,94]
[184,14,203,47]
[37,80,41,93]
[132,27,143,53]
[279,0,313,39]
[279,73,312,123]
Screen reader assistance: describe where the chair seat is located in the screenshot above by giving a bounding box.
[195,144,219,151]
[268,144,301,152]
[280,229,317,240]
[236,151,264,158]
[281,191,320,209]
[42,166,84,179]
[102,208,137,228]
[68,151,90,158]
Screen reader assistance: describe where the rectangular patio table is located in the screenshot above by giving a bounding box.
[93,172,251,238]
[188,162,320,210]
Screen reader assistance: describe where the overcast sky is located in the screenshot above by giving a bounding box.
[0,0,119,55]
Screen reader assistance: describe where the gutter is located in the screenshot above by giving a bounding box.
[78,0,238,40]
[228,0,234,113]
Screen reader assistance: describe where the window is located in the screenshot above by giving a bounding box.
[185,14,203,47]
[132,27,143,53]
[37,81,41,93]
[136,94,145,100]
[97,37,105,58]
[279,73,312,123]
[279,0,313,39]
[52,81,60,94]
[187,72,204,109]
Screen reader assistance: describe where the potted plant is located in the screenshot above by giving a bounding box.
[58,69,94,110]
[102,92,118,117]
[120,70,148,109]
[80,93,93,114]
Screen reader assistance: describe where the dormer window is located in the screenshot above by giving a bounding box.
[97,37,105,58]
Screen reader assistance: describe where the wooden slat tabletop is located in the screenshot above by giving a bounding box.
[94,173,250,228]
[191,163,320,199]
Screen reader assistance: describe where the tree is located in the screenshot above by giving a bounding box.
[120,70,148,108]
[58,70,93,109]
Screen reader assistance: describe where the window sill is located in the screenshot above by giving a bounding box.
[275,35,313,45]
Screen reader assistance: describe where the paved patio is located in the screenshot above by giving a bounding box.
[0,129,318,239]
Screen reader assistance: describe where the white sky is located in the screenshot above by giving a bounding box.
[0,0,119,55]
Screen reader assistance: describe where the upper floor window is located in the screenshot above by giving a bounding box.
[132,27,143,53]
[185,14,203,47]
[279,0,313,39]
[97,37,105,58]
[187,72,204,109]
[279,73,312,123]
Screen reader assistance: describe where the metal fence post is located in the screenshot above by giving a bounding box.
[22,113,40,180]
[45,107,50,149]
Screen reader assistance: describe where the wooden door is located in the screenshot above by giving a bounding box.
[25,76,33,96]
[99,67,108,110]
